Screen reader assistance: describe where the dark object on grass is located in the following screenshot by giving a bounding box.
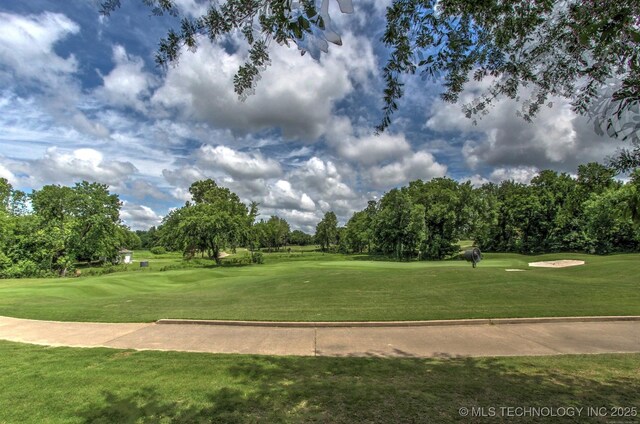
[140,261,149,268]
[463,248,482,268]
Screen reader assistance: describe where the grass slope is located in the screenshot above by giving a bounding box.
[0,252,638,322]
[0,340,638,423]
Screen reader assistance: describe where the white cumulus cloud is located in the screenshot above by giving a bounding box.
[120,201,163,230]
[262,179,317,212]
[367,151,447,188]
[326,116,412,165]
[489,166,540,184]
[0,12,79,86]
[425,76,623,171]
[97,45,157,112]
[197,145,283,180]
[290,157,356,200]
[151,32,376,139]
[0,162,16,185]
[30,147,137,186]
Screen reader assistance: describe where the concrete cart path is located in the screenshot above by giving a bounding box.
[1,315,639,358]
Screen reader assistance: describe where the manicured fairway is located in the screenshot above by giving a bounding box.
[0,253,638,322]
[0,340,638,423]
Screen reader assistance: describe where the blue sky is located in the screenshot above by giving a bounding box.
[0,0,624,232]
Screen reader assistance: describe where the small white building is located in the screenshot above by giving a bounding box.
[118,249,133,264]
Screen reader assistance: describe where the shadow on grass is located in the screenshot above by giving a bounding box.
[78,355,640,423]
[80,388,251,424]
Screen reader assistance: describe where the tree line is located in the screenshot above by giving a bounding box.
[336,164,640,260]
[146,162,639,261]
[1,162,639,278]
[0,179,140,278]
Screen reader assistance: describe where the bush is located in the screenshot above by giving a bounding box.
[79,265,125,277]
[251,251,264,264]
[0,260,42,278]
[150,246,167,255]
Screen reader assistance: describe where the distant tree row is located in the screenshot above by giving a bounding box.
[2,161,638,278]
[336,164,640,259]
[0,179,140,278]
[254,216,290,252]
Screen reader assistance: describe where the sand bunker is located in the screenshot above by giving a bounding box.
[505,269,526,272]
[528,260,585,268]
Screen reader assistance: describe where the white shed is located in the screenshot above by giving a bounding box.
[118,249,133,264]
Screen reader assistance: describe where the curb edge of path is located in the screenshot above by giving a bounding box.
[156,316,640,328]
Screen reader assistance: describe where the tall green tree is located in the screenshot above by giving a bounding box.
[529,170,579,252]
[404,204,427,259]
[1,181,126,277]
[466,183,499,249]
[315,211,338,252]
[1,178,28,216]
[30,182,124,272]
[136,226,160,249]
[623,170,640,225]
[1,179,54,277]
[577,162,619,196]
[0,179,16,276]
[254,216,290,251]
[158,179,255,263]
[66,182,123,262]
[344,210,371,253]
[406,178,465,259]
[583,188,639,254]
[289,230,314,246]
[373,190,427,260]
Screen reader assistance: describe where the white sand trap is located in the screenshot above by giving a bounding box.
[528,260,585,268]
[218,252,230,258]
[505,269,526,272]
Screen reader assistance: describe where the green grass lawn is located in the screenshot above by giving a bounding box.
[0,252,638,322]
[0,340,638,423]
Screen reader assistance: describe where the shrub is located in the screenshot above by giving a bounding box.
[150,246,167,255]
[1,260,41,278]
[79,265,122,277]
[251,251,264,264]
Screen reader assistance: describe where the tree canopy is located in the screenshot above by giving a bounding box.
[254,216,291,251]
[336,163,640,258]
[158,179,256,262]
[0,179,137,278]
[315,211,338,251]
[380,0,640,140]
